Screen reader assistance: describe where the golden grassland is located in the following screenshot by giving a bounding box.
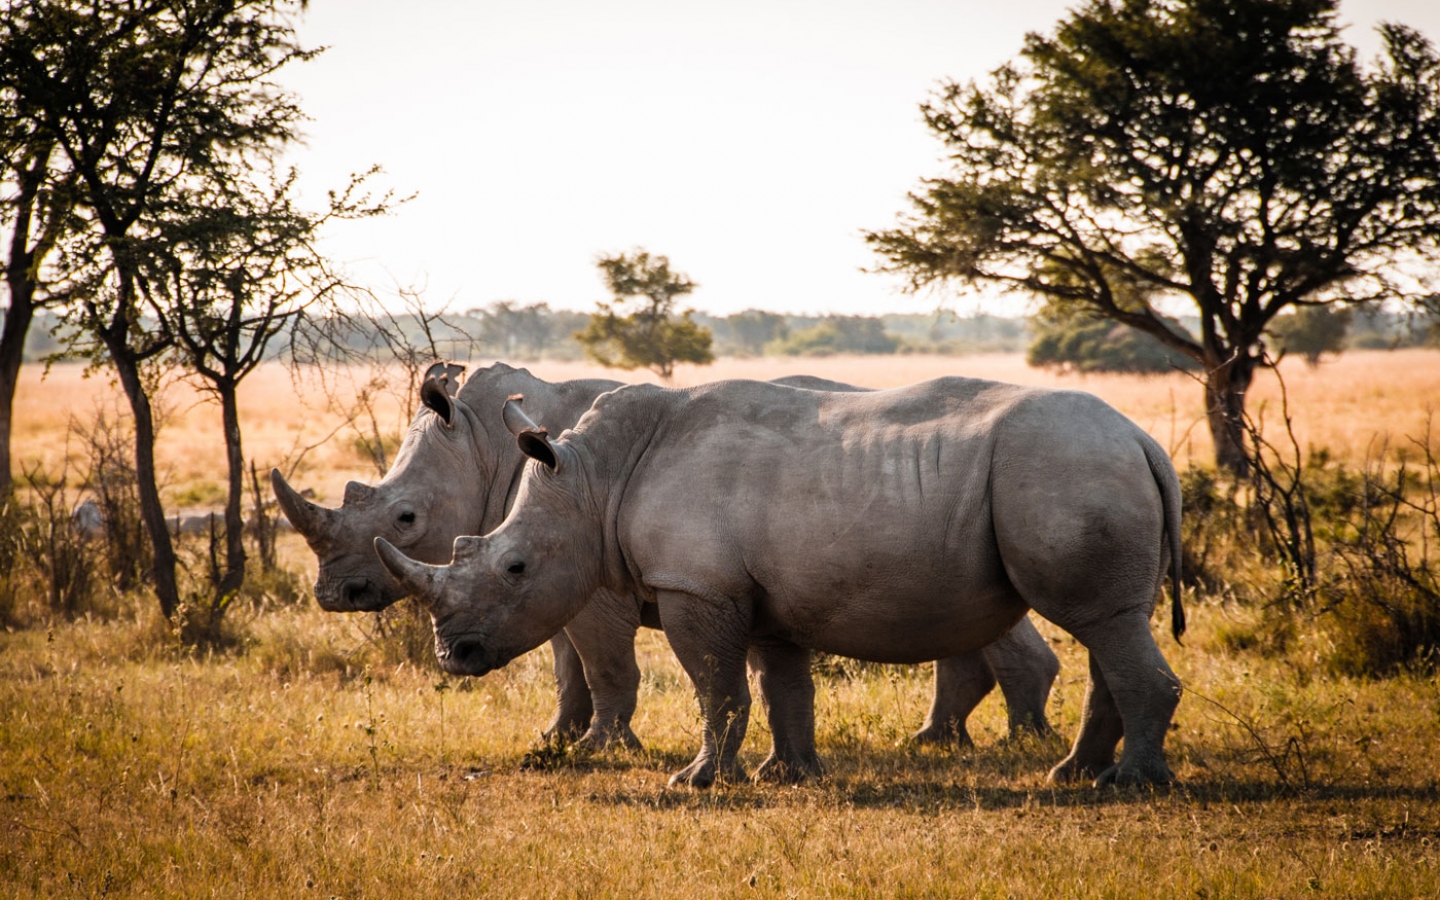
[15,348,1440,507]
[5,349,1440,897]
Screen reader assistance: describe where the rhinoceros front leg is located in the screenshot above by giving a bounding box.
[748,638,823,783]
[911,651,993,746]
[658,590,751,788]
[565,589,643,751]
[986,614,1059,738]
[541,631,593,744]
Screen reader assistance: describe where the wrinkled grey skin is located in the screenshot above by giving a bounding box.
[275,363,1059,750]
[376,377,1184,788]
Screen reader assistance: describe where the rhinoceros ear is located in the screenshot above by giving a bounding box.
[502,395,557,470]
[423,362,466,396]
[421,377,454,426]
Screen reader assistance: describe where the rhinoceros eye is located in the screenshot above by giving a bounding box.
[397,511,416,526]
[507,561,525,575]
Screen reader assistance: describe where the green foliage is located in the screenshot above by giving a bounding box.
[1028,312,1199,374]
[1,0,330,620]
[1269,305,1353,367]
[575,249,714,380]
[768,316,899,356]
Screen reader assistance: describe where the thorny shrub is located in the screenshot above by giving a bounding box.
[1183,420,1440,676]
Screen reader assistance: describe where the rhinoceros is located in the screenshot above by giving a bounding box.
[375,377,1185,787]
[273,362,1059,749]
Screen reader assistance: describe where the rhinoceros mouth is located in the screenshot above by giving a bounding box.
[314,576,393,613]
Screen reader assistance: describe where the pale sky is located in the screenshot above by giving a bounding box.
[280,0,1440,319]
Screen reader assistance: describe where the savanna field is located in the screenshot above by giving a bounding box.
[5,351,1440,898]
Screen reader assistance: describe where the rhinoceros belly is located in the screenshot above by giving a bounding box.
[751,560,1029,663]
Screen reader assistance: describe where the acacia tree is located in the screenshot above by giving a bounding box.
[148,165,388,631]
[868,0,1440,474]
[2,0,317,616]
[576,249,714,381]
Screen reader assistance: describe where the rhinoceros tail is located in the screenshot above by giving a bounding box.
[1140,434,1185,643]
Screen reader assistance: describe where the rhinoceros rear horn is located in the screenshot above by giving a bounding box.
[343,480,377,506]
[502,395,557,470]
[374,537,442,601]
[271,468,336,542]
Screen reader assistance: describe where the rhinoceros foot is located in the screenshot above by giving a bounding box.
[908,720,975,748]
[754,752,824,784]
[574,723,643,753]
[1093,758,1176,788]
[1046,752,1114,785]
[668,754,746,789]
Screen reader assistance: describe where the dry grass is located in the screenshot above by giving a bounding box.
[2,600,1438,898]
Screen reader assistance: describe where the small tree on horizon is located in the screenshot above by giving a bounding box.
[575,249,714,381]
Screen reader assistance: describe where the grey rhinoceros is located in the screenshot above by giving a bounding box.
[375,377,1185,787]
[274,362,1059,750]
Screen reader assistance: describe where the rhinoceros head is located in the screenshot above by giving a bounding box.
[372,396,604,676]
[271,364,492,613]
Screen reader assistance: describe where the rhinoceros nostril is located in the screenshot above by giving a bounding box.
[444,638,491,676]
[340,577,371,608]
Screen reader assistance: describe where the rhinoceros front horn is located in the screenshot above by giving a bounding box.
[374,537,442,602]
[270,468,337,543]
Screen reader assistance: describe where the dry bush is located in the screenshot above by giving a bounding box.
[1179,424,1440,676]
[1319,435,1440,676]
[0,478,92,626]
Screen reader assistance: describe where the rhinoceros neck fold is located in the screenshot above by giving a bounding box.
[562,383,677,595]
[462,367,628,537]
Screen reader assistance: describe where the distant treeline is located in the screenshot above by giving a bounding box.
[9,303,1436,365]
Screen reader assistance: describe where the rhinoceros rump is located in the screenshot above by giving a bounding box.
[377,377,1184,787]
[276,363,1060,751]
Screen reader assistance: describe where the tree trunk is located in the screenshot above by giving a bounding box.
[107,346,181,618]
[0,283,35,499]
[1204,354,1259,478]
[217,382,246,602]
[0,154,47,500]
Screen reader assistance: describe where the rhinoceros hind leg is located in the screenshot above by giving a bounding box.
[566,594,644,752]
[542,632,592,743]
[1047,653,1123,783]
[911,652,992,746]
[749,639,824,783]
[1088,616,1180,786]
[986,615,1060,738]
[1049,615,1180,786]
[660,590,752,788]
